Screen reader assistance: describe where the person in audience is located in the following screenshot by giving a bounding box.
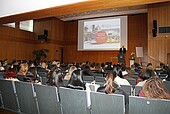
[38,61,49,73]
[25,67,40,83]
[146,63,153,69]
[64,65,77,80]
[4,63,18,81]
[113,71,130,85]
[17,62,28,76]
[94,63,104,73]
[0,61,5,72]
[67,69,86,90]
[46,65,57,86]
[97,71,129,113]
[90,62,96,71]
[138,77,170,99]
[82,65,93,76]
[136,68,156,86]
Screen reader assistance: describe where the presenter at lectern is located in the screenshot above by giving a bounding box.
[118,45,126,65]
[119,45,126,54]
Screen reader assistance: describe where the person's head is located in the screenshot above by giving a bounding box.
[147,63,153,69]
[105,71,117,93]
[68,69,85,90]
[41,61,47,69]
[18,63,28,75]
[139,68,156,81]
[142,77,170,99]
[68,66,77,75]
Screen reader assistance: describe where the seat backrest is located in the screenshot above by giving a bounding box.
[14,81,39,114]
[134,86,142,96]
[59,87,89,114]
[0,80,19,112]
[38,72,47,77]
[120,85,133,95]
[95,77,105,83]
[17,74,25,81]
[126,78,136,87]
[0,72,4,79]
[83,76,94,83]
[63,79,69,86]
[90,92,125,114]
[163,81,170,93]
[129,96,170,114]
[41,77,48,85]
[93,73,103,77]
[159,74,168,79]
[34,84,61,114]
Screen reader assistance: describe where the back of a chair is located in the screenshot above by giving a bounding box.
[0,80,19,112]
[38,72,47,77]
[34,84,61,114]
[93,73,103,77]
[134,86,142,96]
[163,81,170,93]
[95,77,105,83]
[83,76,94,83]
[90,92,125,114]
[129,96,170,114]
[14,81,39,114]
[41,77,48,85]
[17,74,25,81]
[159,74,168,79]
[126,78,136,87]
[59,87,89,114]
[63,79,69,86]
[120,85,133,95]
[0,72,4,79]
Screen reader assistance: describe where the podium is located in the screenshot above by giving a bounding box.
[117,53,125,64]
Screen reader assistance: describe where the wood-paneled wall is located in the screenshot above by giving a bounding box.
[148,2,170,67]
[63,14,148,66]
[34,17,64,61]
[0,26,36,61]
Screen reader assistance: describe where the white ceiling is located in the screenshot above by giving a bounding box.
[0,0,88,18]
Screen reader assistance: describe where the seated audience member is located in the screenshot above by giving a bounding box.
[0,61,5,72]
[67,69,86,90]
[4,64,18,81]
[64,66,77,80]
[94,63,104,73]
[97,71,129,113]
[82,65,93,76]
[113,71,130,85]
[146,63,153,69]
[136,68,156,86]
[90,62,96,71]
[25,67,40,83]
[38,61,49,73]
[46,66,64,87]
[17,63,28,76]
[138,77,170,99]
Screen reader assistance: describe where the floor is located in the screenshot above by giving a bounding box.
[0,108,15,114]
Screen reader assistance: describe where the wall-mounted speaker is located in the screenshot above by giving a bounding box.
[44,30,48,37]
[152,20,157,37]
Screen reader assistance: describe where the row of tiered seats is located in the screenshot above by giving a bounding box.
[0,79,170,114]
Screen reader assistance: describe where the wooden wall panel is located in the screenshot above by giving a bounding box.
[148,2,170,67]
[63,14,148,66]
[33,17,64,61]
[0,26,36,61]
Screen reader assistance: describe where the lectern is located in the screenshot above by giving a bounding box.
[117,53,125,64]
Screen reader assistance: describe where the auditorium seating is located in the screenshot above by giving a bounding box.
[0,80,19,112]
[163,81,170,93]
[14,81,39,114]
[90,92,125,114]
[134,86,142,96]
[34,84,61,114]
[0,79,170,114]
[59,87,90,114]
[129,96,170,114]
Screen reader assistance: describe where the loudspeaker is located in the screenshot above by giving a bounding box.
[152,20,157,37]
[44,30,48,37]
[38,35,47,42]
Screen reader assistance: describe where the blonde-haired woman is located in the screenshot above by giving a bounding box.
[18,63,28,76]
[64,66,77,80]
[139,77,170,99]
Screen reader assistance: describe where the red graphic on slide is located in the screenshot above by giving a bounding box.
[96,31,108,44]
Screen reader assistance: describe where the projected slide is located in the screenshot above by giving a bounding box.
[78,16,127,51]
[83,19,120,49]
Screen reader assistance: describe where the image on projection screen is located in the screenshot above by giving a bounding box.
[83,18,120,50]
